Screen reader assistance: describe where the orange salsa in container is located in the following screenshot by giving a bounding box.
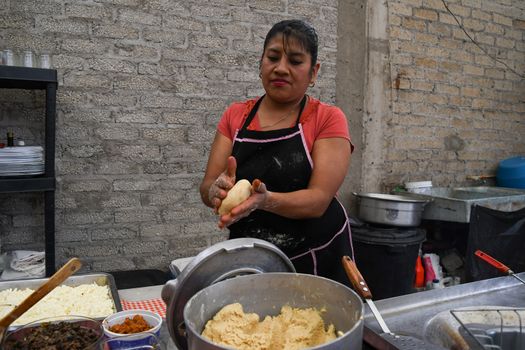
[108,314,152,334]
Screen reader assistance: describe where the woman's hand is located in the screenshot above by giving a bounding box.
[218,179,268,228]
[208,156,237,212]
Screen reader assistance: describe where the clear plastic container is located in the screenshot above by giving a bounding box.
[405,181,433,194]
[102,309,162,350]
[23,50,34,67]
[40,52,51,69]
[99,333,161,350]
[3,49,14,66]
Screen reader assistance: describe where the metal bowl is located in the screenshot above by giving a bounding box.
[353,192,430,227]
[183,273,364,350]
[2,315,104,350]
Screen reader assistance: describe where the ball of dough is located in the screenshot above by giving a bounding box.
[218,179,252,215]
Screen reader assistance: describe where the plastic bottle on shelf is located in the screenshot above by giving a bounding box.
[7,131,14,147]
[23,50,34,68]
[3,49,14,66]
[432,279,444,289]
[423,254,436,289]
[40,52,51,69]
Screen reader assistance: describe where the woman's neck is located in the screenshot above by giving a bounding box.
[257,95,305,130]
[262,95,305,113]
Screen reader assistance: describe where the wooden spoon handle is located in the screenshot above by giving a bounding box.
[342,255,373,299]
[0,258,82,329]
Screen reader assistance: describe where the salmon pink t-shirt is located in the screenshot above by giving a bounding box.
[217,96,354,154]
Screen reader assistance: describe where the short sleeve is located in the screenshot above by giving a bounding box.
[217,106,235,140]
[314,104,355,153]
[217,102,252,140]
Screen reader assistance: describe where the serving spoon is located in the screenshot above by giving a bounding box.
[0,257,82,341]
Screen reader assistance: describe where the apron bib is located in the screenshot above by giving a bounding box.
[229,95,354,285]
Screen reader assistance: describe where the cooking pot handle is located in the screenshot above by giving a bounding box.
[211,267,264,284]
[177,321,186,339]
[161,279,178,305]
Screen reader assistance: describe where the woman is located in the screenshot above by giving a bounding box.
[200,19,354,285]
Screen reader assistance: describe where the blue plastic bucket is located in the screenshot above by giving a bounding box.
[496,156,525,189]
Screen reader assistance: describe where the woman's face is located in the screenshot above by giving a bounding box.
[260,34,319,104]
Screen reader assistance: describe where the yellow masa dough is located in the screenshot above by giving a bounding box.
[201,303,337,350]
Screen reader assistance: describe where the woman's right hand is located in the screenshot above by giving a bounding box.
[218,179,268,229]
[208,156,237,212]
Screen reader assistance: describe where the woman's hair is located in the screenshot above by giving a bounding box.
[262,19,319,68]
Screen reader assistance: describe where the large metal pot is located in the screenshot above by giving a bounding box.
[353,192,430,227]
[183,273,364,350]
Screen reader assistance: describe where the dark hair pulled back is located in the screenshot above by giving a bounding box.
[262,19,319,68]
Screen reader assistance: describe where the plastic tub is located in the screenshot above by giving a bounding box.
[100,333,161,350]
[405,181,433,194]
[102,309,162,350]
[497,156,525,189]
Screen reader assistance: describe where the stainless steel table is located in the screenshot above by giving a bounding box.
[119,273,525,350]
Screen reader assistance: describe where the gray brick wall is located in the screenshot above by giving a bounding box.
[0,0,338,272]
[2,0,523,274]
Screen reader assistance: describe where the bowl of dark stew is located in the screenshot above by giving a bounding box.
[2,315,104,350]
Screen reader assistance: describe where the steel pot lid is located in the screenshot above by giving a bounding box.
[162,238,295,350]
[353,192,430,203]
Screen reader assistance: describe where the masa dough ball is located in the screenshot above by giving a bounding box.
[218,179,252,215]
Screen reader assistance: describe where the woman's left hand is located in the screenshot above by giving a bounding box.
[218,179,268,228]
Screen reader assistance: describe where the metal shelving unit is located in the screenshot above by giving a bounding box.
[0,65,57,276]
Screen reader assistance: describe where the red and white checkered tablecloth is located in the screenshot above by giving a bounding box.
[121,298,166,319]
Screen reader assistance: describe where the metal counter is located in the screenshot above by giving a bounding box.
[120,273,525,350]
[365,272,525,348]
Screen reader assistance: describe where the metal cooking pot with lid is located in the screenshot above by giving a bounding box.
[161,238,296,350]
[162,238,364,350]
[184,273,364,350]
[353,192,430,227]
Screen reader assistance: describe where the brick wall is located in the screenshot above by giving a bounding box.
[0,0,339,272]
[1,0,523,273]
[384,0,525,189]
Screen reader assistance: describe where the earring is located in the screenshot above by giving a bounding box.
[309,82,315,87]
[259,72,262,79]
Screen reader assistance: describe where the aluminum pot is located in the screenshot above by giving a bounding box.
[353,192,430,227]
[183,273,364,350]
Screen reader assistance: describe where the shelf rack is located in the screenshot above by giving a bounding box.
[0,65,57,276]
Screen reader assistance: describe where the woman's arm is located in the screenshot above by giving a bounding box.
[220,137,351,227]
[199,132,235,208]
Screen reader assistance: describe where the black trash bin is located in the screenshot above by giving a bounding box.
[351,224,426,300]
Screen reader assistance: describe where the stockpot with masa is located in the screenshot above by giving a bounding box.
[162,238,365,350]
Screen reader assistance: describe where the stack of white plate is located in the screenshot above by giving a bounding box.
[0,146,44,176]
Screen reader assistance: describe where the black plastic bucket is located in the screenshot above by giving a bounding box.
[351,224,426,300]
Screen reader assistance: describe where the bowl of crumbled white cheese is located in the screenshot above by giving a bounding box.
[0,274,119,328]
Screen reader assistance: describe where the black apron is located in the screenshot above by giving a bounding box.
[229,95,354,285]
